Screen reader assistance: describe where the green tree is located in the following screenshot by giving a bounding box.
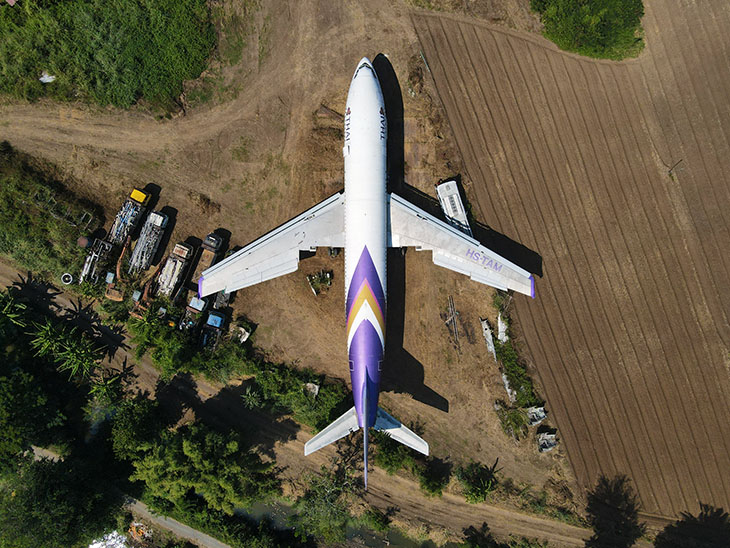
[0,456,122,548]
[0,369,64,467]
[30,319,101,379]
[131,424,280,514]
[585,475,645,548]
[110,395,161,461]
[0,289,26,339]
[531,0,644,60]
[654,504,730,548]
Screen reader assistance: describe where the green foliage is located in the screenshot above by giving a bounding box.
[455,460,501,504]
[143,495,293,548]
[252,363,348,430]
[99,298,131,324]
[372,429,417,475]
[358,506,391,532]
[495,340,541,408]
[30,318,102,379]
[0,369,64,467]
[131,424,280,514]
[415,456,452,498]
[290,466,354,545]
[0,0,215,108]
[110,395,161,461]
[0,456,122,548]
[654,503,730,548]
[495,404,529,440]
[585,475,645,548]
[0,143,98,278]
[531,0,645,60]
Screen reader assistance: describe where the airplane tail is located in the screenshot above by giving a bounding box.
[303,405,429,489]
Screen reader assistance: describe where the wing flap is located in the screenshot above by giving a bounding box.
[388,193,534,297]
[199,193,345,297]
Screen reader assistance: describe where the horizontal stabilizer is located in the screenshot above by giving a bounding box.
[374,407,429,455]
[304,406,359,456]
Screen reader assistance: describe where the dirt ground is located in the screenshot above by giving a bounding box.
[0,0,585,537]
[414,0,730,521]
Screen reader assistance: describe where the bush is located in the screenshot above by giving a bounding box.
[495,340,541,408]
[0,0,215,108]
[531,0,645,60]
[456,460,501,504]
[358,506,391,532]
[371,430,417,475]
[495,404,529,440]
[415,456,452,498]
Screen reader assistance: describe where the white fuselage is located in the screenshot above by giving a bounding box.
[343,58,388,428]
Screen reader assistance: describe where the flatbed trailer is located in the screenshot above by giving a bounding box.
[128,211,168,274]
[108,188,150,246]
[156,242,193,298]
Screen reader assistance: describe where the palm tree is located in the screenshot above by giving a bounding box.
[29,318,65,358]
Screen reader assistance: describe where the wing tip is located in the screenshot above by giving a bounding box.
[530,275,535,299]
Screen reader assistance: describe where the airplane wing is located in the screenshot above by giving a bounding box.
[388,193,535,297]
[198,192,345,297]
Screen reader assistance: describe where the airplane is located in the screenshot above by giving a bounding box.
[198,57,535,488]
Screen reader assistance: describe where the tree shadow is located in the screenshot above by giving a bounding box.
[462,521,507,547]
[154,372,203,427]
[585,475,646,548]
[655,503,730,548]
[11,272,62,316]
[196,381,299,459]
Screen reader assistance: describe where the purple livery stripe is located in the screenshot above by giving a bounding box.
[346,247,386,427]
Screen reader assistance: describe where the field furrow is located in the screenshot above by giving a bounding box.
[413,5,730,518]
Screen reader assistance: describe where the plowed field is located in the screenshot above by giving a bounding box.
[414,2,730,520]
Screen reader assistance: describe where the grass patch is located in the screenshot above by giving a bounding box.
[0,0,215,108]
[0,142,101,279]
[530,0,645,60]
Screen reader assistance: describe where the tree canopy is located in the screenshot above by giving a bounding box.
[131,424,280,514]
[0,457,122,548]
[531,0,644,60]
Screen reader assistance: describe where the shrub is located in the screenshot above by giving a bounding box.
[495,404,529,440]
[415,456,452,498]
[371,430,417,475]
[456,460,501,504]
[495,340,541,408]
[531,0,645,60]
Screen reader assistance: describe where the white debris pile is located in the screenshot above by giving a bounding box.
[88,531,129,548]
[480,318,497,362]
[497,312,509,343]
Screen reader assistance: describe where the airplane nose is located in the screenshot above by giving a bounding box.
[353,57,375,80]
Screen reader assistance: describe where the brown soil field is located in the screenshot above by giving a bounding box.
[413,0,730,521]
[0,0,586,543]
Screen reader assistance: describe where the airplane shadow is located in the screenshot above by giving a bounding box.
[373,54,542,278]
[383,247,449,413]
